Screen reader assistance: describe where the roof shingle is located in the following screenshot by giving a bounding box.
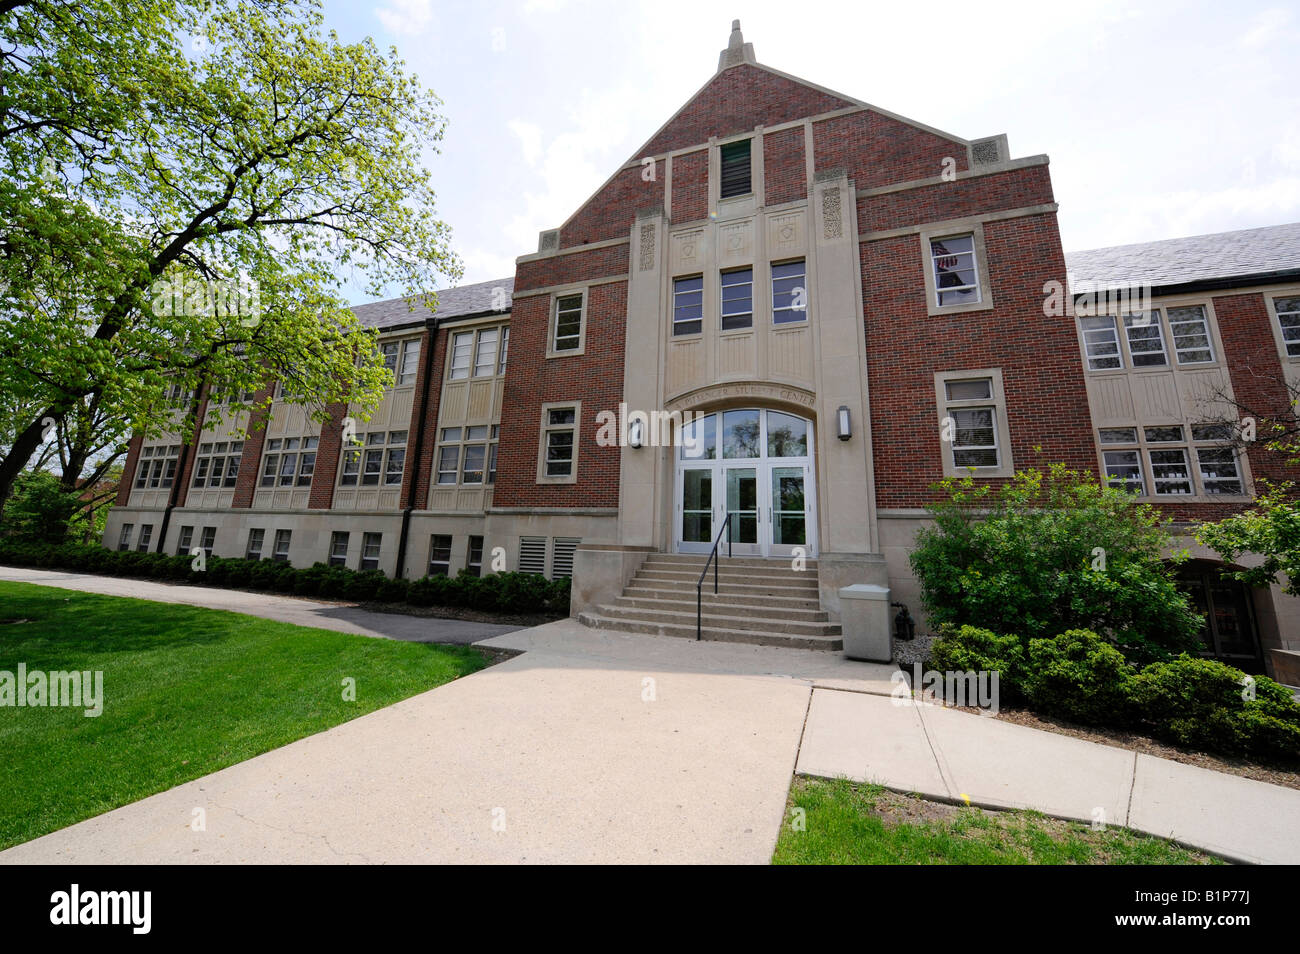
[350,277,514,331]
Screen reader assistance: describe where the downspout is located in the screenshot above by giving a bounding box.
[394,318,439,580]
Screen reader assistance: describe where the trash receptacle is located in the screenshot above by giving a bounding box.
[838,584,892,661]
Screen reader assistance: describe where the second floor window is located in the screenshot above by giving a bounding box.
[260,437,318,488]
[340,431,405,487]
[930,234,981,307]
[542,407,576,478]
[435,425,497,486]
[1274,295,1300,357]
[772,260,807,324]
[720,269,753,331]
[192,441,243,489]
[673,276,703,336]
[134,444,180,490]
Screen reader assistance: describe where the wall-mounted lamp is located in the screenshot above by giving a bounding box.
[837,405,852,442]
[628,417,644,448]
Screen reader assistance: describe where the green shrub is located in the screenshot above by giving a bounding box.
[1129,656,1300,761]
[910,462,1204,665]
[1023,629,1133,726]
[927,625,1029,705]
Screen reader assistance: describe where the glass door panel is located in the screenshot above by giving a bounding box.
[725,466,759,552]
[679,467,713,552]
[770,466,806,552]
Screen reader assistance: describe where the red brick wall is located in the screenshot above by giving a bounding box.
[560,167,661,249]
[492,283,627,509]
[858,164,1054,236]
[670,148,708,224]
[115,434,144,506]
[639,63,851,156]
[813,109,968,193]
[231,384,275,508]
[173,388,210,508]
[516,243,630,292]
[307,402,349,509]
[763,125,805,206]
[865,212,1097,509]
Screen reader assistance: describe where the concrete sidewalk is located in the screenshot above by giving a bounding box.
[796,687,1300,865]
[0,566,519,644]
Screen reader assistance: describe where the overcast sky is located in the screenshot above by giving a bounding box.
[323,0,1300,302]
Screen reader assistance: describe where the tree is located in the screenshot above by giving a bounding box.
[910,462,1205,665]
[1196,484,1300,596]
[0,0,461,507]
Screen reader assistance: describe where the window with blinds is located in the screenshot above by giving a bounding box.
[719,140,751,199]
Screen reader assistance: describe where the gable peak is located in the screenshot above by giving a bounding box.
[717,19,756,72]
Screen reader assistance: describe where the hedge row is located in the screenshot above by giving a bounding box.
[928,625,1300,763]
[0,540,571,615]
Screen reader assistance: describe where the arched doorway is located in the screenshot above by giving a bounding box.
[673,408,816,558]
[1175,560,1264,671]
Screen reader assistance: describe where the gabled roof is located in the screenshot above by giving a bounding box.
[350,277,514,332]
[1065,222,1300,295]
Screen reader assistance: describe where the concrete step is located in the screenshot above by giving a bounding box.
[642,554,819,570]
[595,602,841,638]
[610,595,831,624]
[629,574,820,598]
[577,611,843,651]
[622,585,823,611]
[633,567,820,587]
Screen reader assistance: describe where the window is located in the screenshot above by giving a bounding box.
[361,532,381,571]
[433,425,498,487]
[199,526,216,559]
[134,444,180,490]
[272,529,291,563]
[540,406,577,480]
[136,524,153,552]
[260,437,318,488]
[428,535,451,577]
[488,426,499,484]
[1081,316,1123,370]
[1095,424,1244,497]
[553,294,583,352]
[192,441,244,489]
[246,528,265,560]
[673,276,703,336]
[935,370,1013,478]
[929,234,981,307]
[518,536,546,574]
[944,378,997,467]
[329,531,349,567]
[1123,313,1167,367]
[719,139,751,199]
[450,331,473,380]
[380,341,400,379]
[720,268,753,331]
[474,328,499,377]
[466,536,484,578]
[118,523,134,552]
[176,525,194,556]
[1167,305,1214,364]
[772,260,807,324]
[339,432,404,487]
[1273,296,1300,357]
[498,327,510,374]
[397,338,421,386]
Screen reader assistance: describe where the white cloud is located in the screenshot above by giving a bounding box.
[376,0,432,36]
[1237,6,1294,48]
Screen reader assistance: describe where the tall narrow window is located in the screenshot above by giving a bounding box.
[673,276,703,336]
[136,524,153,553]
[1081,316,1123,370]
[542,407,577,478]
[329,531,350,567]
[553,294,583,352]
[428,535,452,577]
[361,532,382,571]
[272,529,292,563]
[1123,312,1167,367]
[1273,296,1300,357]
[199,527,217,559]
[176,525,194,556]
[772,260,807,324]
[936,371,1012,477]
[498,327,510,374]
[719,139,751,198]
[397,338,421,385]
[450,331,472,380]
[118,524,134,551]
[929,235,981,307]
[246,528,265,560]
[466,536,484,578]
[474,328,499,377]
[380,341,400,379]
[720,269,753,331]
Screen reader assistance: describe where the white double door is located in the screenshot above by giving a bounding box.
[675,458,815,558]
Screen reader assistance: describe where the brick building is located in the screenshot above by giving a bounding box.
[103,23,1300,679]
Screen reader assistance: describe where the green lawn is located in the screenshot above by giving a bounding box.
[773,777,1221,865]
[0,581,489,850]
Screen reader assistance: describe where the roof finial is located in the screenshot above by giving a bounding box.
[718,19,755,71]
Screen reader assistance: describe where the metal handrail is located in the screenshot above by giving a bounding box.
[696,512,734,641]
